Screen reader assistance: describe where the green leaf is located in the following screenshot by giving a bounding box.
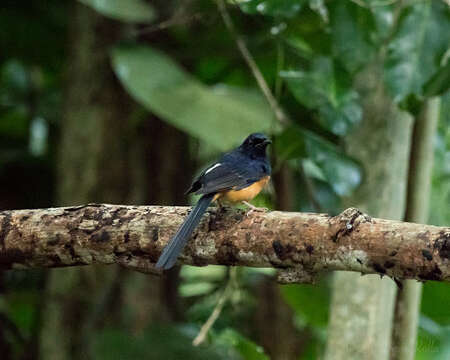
[179,282,216,297]
[423,60,450,97]
[280,282,329,328]
[368,0,397,41]
[238,0,308,18]
[111,45,273,150]
[215,328,269,360]
[274,127,306,161]
[329,1,376,73]
[384,0,450,101]
[302,158,325,182]
[416,328,445,360]
[79,0,155,23]
[6,292,38,338]
[277,125,361,196]
[281,8,330,57]
[282,57,362,135]
[181,265,227,282]
[421,282,450,326]
[305,130,361,196]
[283,36,314,59]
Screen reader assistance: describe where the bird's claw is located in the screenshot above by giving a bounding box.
[242,201,268,216]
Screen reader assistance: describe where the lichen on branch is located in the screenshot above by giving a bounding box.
[0,204,449,283]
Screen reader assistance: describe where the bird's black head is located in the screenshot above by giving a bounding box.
[239,133,271,158]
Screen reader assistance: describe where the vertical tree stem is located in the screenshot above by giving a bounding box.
[325,63,413,360]
[391,97,441,360]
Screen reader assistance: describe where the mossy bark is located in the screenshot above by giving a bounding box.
[1,205,449,281]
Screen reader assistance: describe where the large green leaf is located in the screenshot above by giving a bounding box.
[79,0,155,23]
[305,129,361,196]
[275,125,362,196]
[329,1,376,73]
[384,0,450,101]
[111,45,273,151]
[282,57,362,136]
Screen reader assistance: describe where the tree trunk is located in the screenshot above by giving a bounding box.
[325,64,413,360]
[391,97,440,360]
[37,2,188,358]
[255,162,302,360]
[40,3,132,359]
[254,278,303,360]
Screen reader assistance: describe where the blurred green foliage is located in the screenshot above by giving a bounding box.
[111,45,273,151]
[79,0,156,23]
[0,0,449,359]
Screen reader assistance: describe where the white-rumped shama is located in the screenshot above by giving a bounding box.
[155,133,272,270]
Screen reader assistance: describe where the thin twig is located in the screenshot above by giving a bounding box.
[192,268,237,346]
[215,0,290,125]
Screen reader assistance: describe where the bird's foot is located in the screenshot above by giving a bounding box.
[242,201,268,216]
[216,200,231,213]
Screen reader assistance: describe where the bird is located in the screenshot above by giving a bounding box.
[155,133,272,270]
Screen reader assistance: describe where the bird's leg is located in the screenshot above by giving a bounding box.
[216,198,229,213]
[242,201,268,216]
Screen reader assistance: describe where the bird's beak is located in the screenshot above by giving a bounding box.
[263,139,272,145]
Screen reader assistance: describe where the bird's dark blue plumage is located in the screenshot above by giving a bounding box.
[155,133,271,270]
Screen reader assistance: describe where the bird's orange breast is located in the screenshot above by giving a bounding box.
[215,176,270,203]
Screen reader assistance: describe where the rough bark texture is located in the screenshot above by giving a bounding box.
[391,97,441,360]
[0,205,448,281]
[325,63,413,360]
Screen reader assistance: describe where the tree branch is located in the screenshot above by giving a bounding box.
[0,204,449,283]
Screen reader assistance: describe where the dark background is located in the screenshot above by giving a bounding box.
[0,1,449,359]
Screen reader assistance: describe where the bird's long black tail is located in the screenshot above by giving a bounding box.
[155,193,215,270]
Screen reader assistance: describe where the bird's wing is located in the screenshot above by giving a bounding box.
[191,160,260,195]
